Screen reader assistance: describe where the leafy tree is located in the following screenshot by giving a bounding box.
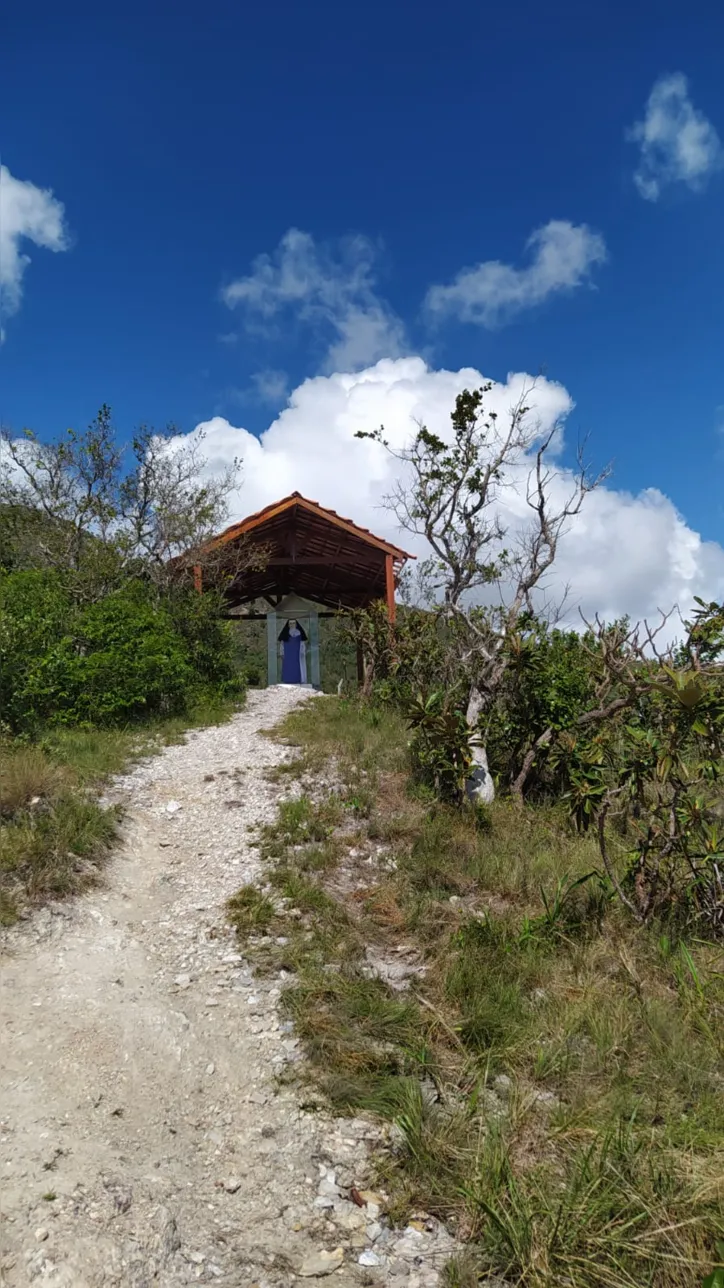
[590,601,724,934]
[0,407,255,732]
[0,570,70,730]
[0,406,258,600]
[357,382,607,798]
[485,616,603,794]
[348,600,463,699]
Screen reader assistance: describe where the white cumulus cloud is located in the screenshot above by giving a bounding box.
[424,221,607,328]
[0,162,68,336]
[221,228,407,372]
[177,357,724,630]
[629,73,723,201]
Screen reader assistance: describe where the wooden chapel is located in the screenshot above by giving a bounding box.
[194,492,413,688]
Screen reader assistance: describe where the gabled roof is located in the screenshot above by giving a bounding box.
[208,491,413,562]
[202,491,414,612]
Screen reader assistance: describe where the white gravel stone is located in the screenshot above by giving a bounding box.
[0,688,461,1288]
[359,1249,381,1266]
[298,1247,345,1276]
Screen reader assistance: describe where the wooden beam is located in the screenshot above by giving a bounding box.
[193,564,203,593]
[385,553,396,624]
[225,594,375,611]
[223,611,341,620]
[265,556,384,569]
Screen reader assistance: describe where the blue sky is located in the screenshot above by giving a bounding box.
[1,0,724,585]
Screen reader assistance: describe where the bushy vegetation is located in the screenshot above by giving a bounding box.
[231,697,724,1288]
[0,570,242,733]
[349,387,724,938]
[351,598,724,937]
[0,406,251,919]
[226,386,723,1285]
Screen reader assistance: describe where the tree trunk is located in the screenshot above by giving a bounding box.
[511,726,554,799]
[465,687,495,805]
[361,654,375,698]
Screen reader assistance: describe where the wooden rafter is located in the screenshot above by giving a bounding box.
[197,491,414,617]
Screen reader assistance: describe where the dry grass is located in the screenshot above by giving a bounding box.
[0,744,67,818]
[0,739,120,924]
[1,793,119,922]
[1,692,241,924]
[229,696,724,1287]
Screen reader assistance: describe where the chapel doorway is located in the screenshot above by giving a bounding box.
[267,593,320,688]
[193,492,413,692]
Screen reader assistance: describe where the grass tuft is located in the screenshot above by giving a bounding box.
[226,885,276,936]
[0,744,67,817]
[229,695,724,1287]
[1,790,118,922]
[1,692,242,924]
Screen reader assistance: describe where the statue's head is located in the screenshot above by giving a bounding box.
[289,619,297,630]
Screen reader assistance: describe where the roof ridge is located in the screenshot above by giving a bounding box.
[209,492,415,560]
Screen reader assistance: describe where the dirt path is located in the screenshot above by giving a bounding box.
[0,689,396,1288]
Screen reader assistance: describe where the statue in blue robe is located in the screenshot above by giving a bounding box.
[279,619,308,684]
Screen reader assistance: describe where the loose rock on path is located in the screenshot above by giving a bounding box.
[0,689,452,1288]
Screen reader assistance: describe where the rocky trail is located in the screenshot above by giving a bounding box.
[0,689,452,1288]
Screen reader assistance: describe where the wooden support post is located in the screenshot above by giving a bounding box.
[385,554,396,624]
[193,563,203,593]
[309,610,321,688]
[266,609,278,685]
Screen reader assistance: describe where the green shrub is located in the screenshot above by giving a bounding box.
[34,584,195,724]
[486,618,602,794]
[0,570,71,731]
[402,690,474,804]
[0,571,243,732]
[166,586,242,694]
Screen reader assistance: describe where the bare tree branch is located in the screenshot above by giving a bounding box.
[1,408,247,600]
[357,382,607,799]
